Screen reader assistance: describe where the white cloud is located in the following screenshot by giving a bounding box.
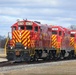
[0,7,64,17]
[0,0,76,36]
[0,0,59,7]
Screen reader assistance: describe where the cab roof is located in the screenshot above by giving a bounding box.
[11,20,42,28]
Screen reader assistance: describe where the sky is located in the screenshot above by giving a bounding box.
[0,0,76,36]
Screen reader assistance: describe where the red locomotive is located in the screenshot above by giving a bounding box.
[69,30,76,58]
[6,19,76,62]
[50,26,70,59]
[6,20,51,62]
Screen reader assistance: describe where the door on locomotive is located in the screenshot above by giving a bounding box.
[69,30,76,57]
[50,26,67,59]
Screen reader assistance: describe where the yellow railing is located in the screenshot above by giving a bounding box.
[4,37,9,55]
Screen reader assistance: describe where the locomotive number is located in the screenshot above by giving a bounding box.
[71,32,76,34]
[26,22,33,25]
[18,21,24,25]
[52,28,58,30]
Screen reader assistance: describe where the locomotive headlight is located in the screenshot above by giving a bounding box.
[10,46,13,49]
[24,47,27,49]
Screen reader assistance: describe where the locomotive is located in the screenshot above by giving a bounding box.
[6,20,51,62]
[69,30,76,58]
[50,26,70,59]
[6,19,76,62]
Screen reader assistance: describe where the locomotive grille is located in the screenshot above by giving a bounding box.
[70,37,74,46]
[51,35,57,48]
[12,30,31,47]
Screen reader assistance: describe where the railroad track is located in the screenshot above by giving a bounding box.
[0,58,76,73]
[0,57,75,67]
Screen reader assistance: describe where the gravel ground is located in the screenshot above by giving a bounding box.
[0,60,76,75]
[0,48,6,58]
[0,48,7,62]
[0,58,7,62]
[0,49,76,75]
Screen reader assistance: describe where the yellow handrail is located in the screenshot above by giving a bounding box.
[4,37,9,55]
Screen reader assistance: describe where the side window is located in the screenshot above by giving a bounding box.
[12,26,16,31]
[59,31,62,36]
[35,26,38,32]
[18,26,25,30]
[26,25,32,30]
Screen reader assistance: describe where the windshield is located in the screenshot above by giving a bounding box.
[26,25,32,30]
[18,26,25,30]
[52,31,57,34]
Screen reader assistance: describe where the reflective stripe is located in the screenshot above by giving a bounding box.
[12,30,31,47]
[51,35,57,48]
[70,37,74,46]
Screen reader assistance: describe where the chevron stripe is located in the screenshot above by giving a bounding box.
[51,35,57,48]
[12,30,31,47]
[14,31,20,41]
[22,31,30,42]
[21,30,28,39]
[13,32,19,42]
[22,35,30,45]
[14,31,21,41]
[70,37,74,46]
[21,30,30,47]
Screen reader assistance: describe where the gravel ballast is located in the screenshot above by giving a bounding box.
[0,60,76,75]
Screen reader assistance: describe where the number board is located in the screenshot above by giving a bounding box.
[71,32,76,34]
[18,21,24,25]
[52,28,58,30]
[26,22,33,25]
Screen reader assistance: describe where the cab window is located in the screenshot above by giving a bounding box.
[18,26,25,30]
[52,31,57,34]
[26,25,32,30]
[70,34,75,37]
[59,31,62,36]
[12,26,16,31]
[35,26,38,32]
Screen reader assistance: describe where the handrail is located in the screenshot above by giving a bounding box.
[4,37,9,55]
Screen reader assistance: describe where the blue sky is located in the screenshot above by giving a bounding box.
[0,0,76,36]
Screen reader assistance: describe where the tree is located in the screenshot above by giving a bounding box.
[0,35,7,48]
[69,25,76,30]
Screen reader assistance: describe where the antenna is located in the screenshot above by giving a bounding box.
[17,19,20,22]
